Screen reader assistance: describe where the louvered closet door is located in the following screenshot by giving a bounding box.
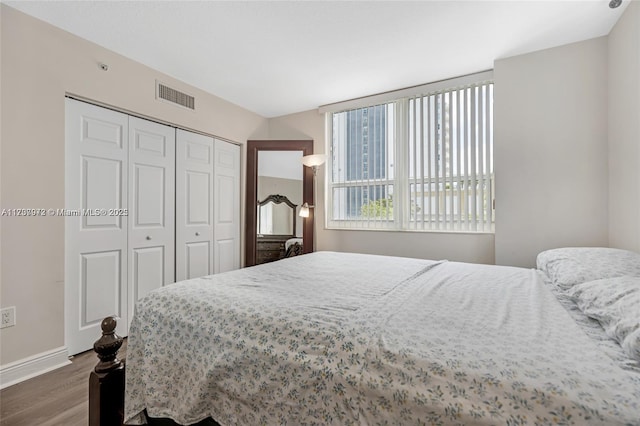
[176,129,215,281]
[65,99,129,355]
[214,139,241,273]
[127,117,175,328]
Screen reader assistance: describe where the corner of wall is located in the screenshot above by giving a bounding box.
[266,110,323,140]
[607,0,640,252]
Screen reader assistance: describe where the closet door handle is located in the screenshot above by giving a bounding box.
[146,236,152,240]
[195,232,200,236]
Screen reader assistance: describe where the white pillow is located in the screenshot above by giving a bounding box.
[568,276,640,361]
[537,247,640,290]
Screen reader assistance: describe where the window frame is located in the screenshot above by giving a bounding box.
[323,71,494,234]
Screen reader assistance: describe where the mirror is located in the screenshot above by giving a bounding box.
[257,151,303,237]
[257,194,297,236]
[246,140,314,266]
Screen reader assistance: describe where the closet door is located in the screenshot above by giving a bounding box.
[214,139,241,273]
[176,130,215,281]
[127,117,175,327]
[65,99,129,355]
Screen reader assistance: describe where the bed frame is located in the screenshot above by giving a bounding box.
[89,316,218,426]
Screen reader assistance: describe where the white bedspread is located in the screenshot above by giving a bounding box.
[125,252,640,425]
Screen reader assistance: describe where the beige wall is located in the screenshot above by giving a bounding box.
[494,37,609,267]
[0,5,268,365]
[608,0,640,252]
[273,24,637,269]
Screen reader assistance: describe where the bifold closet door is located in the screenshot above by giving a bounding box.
[214,139,241,273]
[66,100,239,353]
[66,100,177,354]
[65,99,129,355]
[127,117,175,327]
[176,130,215,281]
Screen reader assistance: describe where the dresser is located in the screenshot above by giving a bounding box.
[256,236,288,264]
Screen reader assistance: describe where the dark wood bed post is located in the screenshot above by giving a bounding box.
[89,316,125,426]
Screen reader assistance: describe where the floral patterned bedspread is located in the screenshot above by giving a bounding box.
[124,252,640,425]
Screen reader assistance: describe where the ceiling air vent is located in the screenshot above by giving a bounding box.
[156,81,195,110]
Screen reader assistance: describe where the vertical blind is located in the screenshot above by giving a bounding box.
[328,77,494,233]
[408,82,494,231]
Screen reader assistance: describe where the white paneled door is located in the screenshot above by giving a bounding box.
[66,100,240,355]
[214,139,241,273]
[176,130,215,281]
[65,99,129,355]
[127,117,176,328]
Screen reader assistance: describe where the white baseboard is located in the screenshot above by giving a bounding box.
[0,346,71,389]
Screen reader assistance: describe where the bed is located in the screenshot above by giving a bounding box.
[92,249,640,425]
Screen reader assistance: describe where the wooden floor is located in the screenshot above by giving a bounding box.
[0,341,126,426]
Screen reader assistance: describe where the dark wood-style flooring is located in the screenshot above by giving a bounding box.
[0,341,127,426]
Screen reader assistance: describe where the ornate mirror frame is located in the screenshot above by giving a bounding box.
[257,194,297,237]
[245,140,314,266]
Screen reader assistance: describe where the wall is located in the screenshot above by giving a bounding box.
[0,5,268,366]
[271,28,636,268]
[494,37,609,267]
[268,108,496,264]
[608,0,640,252]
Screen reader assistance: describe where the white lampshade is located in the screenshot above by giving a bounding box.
[299,202,310,218]
[301,154,326,168]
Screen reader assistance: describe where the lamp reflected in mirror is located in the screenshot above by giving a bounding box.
[299,202,311,218]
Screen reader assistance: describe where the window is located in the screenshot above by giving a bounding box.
[327,74,494,232]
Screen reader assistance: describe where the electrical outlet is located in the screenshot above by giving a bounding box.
[1,307,16,329]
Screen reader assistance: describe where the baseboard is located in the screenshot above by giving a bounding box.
[0,346,71,389]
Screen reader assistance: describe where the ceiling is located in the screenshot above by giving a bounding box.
[4,0,629,118]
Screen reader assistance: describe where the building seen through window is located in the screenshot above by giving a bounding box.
[329,81,494,233]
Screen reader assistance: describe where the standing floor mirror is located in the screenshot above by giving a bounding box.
[245,140,314,266]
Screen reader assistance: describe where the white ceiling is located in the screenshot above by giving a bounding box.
[4,0,629,118]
